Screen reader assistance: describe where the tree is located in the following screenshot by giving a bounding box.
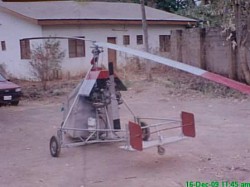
[176,0,234,27]
[177,0,250,84]
[156,0,195,13]
[29,39,65,90]
[234,0,250,84]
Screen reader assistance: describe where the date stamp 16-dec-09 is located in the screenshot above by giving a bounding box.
[186,181,250,187]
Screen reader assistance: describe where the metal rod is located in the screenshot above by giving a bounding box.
[137,117,180,121]
[105,106,114,138]
[140,121,179,129]
[122,98,137,118]
[85,131,97,142]
[95,108,101,140]
[125,123,130,148]
[62,138,125,148]
[149,124,192,135]
[61,127,126,132]
[61,65,93,129]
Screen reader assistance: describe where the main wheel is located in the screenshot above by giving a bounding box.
[140,121,150,141]
[50,136,61,157]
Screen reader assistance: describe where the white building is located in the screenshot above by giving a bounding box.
[0,1,196,79]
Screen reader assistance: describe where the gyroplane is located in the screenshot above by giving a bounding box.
[23,37,250,157]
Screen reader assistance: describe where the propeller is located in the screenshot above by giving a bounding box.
[96,42,250,95]
[22,36,250,94]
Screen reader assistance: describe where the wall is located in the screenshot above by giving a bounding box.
[0,8,185,79]
[204,28,233,76]
[171,27,238,78]
[0,10,42,79]
[41,24,185,78]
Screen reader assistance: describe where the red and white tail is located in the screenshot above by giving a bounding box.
[181,111,195,137]
[128,111,195,152]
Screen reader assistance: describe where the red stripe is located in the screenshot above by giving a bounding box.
[87,69,120,80]
[86,70,110,79]
[202,72,250,94]
[86,71,100,80]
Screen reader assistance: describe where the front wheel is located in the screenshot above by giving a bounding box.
[50,136,61,157]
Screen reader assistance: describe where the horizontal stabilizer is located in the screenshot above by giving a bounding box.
[128,121,143,151]
[142,136,186,149]
[181,111,195,137]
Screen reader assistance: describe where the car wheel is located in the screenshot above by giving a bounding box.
[11,101,19,106]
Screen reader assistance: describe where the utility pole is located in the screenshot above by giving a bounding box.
[140,0,152,80]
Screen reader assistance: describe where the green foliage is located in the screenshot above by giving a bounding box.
[177,1,235,28]
[155,0,193,12]
[29,39,65,90]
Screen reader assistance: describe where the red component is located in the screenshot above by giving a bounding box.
[98,70,121,79]
[202,72,250,94]
[181,111,195,137]
[128,121,143,151]
[98,70,109,79]
[90,58,94,65]
[86,69,109,80]
[87,71,100,80]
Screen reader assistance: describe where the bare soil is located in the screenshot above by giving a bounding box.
[1,69,250,187]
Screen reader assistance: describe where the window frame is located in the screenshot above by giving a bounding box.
[1,41,6,51]
[123,35,130,45]
[159,35,171,52]
[68,37,85,58]
[20,39,31,59]
[136,35,143,45]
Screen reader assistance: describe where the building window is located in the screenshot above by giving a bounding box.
[68,37,85,58]
[159,35,171,52]
[20,39,31,59]
[123,35,130,45]
[1,41,6,51]
[137,35,143,45]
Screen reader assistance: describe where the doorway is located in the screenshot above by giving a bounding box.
[107,37,117,69]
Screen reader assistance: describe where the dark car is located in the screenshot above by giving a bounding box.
[0,73,22,106]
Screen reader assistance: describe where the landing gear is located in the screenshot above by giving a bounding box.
[50,135,61,157]
[157,145,165,155]
[140,121,150,141]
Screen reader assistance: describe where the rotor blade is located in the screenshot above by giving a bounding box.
[96,42,250,95]
[21,36,94,42]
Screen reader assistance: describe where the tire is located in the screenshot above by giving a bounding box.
[157,145,165,155]
[140,121,150,141]
[11,101,19,106]
[50,136,61,157]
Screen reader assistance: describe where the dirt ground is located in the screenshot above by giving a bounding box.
[1,70,250,187]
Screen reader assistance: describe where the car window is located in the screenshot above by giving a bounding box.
[0,74,7,81]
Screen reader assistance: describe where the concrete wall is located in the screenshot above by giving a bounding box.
[42,24,184,78]
[171,27,237,78]
[204,27,232,76]
[0,10,42,79]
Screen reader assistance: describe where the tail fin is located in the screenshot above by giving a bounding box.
[181,111,195,137]
[128,121,143,151]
